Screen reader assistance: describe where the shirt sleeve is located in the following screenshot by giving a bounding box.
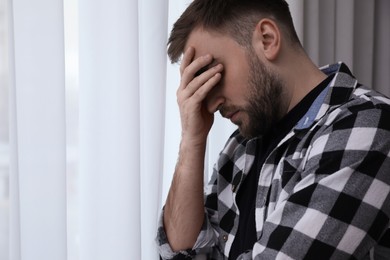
[156,209,218,259]
[247,106,390,259]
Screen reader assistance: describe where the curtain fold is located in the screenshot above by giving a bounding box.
[302,0,320,63]
[373,0,390,96]
[353,0,375,87]
[138,1,168,259]
[8,0,67,259]
[8,1,20,259]
[335,0,355,69]
[78,0,141,259]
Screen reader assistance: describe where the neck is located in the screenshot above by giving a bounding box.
[281,50,327,112]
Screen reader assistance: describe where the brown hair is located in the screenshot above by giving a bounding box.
[167,0,301,63]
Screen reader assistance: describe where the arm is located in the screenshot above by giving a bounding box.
[163,47,224,252]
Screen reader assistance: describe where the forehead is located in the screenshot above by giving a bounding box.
[184,27,247,60]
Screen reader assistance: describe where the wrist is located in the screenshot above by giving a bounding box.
[180,136,207,151]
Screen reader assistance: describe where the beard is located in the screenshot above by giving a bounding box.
[245,51,285,138]
[220,49,285,139]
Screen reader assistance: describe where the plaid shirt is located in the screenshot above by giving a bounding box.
[157,62,390,259]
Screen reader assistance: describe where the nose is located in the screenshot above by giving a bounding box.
[205,87,225,114]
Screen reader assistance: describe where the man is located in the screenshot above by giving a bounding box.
[157,0,390,259]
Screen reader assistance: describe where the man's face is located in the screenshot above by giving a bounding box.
[185,27,286,138]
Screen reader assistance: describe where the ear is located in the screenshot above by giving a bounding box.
[252,18,281,61]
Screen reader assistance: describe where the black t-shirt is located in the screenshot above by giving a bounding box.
[229,75,333,260]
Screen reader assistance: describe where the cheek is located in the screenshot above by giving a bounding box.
[224,70,250,100]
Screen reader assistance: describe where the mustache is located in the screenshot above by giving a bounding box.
[218,105,240,118]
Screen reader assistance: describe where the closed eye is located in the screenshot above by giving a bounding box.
[194,65,209,77]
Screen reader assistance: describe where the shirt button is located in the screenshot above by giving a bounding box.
[222,235,228,242]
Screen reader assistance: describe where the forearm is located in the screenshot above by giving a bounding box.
[163,139,207,252]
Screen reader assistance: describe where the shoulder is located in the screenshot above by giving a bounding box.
[323,85,390,132]
[304,85,390,174]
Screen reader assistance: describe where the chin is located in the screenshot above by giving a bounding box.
[238,126,256,139]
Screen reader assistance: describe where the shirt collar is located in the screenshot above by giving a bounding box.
[295,62,358,130]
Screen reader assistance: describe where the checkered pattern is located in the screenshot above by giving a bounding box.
[157,62,390,259]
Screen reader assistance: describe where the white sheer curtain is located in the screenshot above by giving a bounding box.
[7,0,172,259]
[78,0,141,259]
[8,0,67,260]
[4,1,390,260]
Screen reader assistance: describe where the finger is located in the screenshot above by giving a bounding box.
[182,64,223,97]
[180,54,213,89]
[178,71,222,106]
[188,73,222,103]
[180,47,195,75]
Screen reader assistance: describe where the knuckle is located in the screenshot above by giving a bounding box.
[192,89,205,100]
